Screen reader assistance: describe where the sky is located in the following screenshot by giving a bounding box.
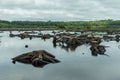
[0,0,120,21]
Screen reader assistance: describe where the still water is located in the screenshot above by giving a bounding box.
[0,31,120,80]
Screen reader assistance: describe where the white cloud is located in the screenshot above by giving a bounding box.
[0,0,120,21]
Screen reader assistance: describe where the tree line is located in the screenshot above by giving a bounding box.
[0,19,120,30]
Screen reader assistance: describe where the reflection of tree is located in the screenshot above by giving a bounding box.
[0,41,1,46]
[53,42,79,52]
[115,35,120,42]
[60,44,69,52]
[90,43,109,57]
[0,37,2,46]
[67,45,78,51]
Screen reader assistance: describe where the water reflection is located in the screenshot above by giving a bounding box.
[8,31,120,57]
[53,43,78,52]
[0,31,120,80]
[51,31,120,57]
[53,41,109,57]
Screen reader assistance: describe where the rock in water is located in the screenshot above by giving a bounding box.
[12,50,60,67]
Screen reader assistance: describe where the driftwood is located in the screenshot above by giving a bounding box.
[12,50,60,67]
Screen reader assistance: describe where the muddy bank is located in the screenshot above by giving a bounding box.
[0,28,49,31]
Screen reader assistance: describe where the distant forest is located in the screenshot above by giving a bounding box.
[0,19,120,30]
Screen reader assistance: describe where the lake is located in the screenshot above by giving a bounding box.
[0,31,120,80]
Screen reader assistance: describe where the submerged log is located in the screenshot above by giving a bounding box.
[12,50,60,67]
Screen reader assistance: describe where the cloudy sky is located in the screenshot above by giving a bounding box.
[0,0,120,21]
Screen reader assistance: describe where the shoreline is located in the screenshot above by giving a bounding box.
[0,28,120,32]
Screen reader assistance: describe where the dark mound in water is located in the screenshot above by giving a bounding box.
[12,50,60,68]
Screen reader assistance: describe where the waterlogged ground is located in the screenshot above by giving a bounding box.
[0,31,120,80]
